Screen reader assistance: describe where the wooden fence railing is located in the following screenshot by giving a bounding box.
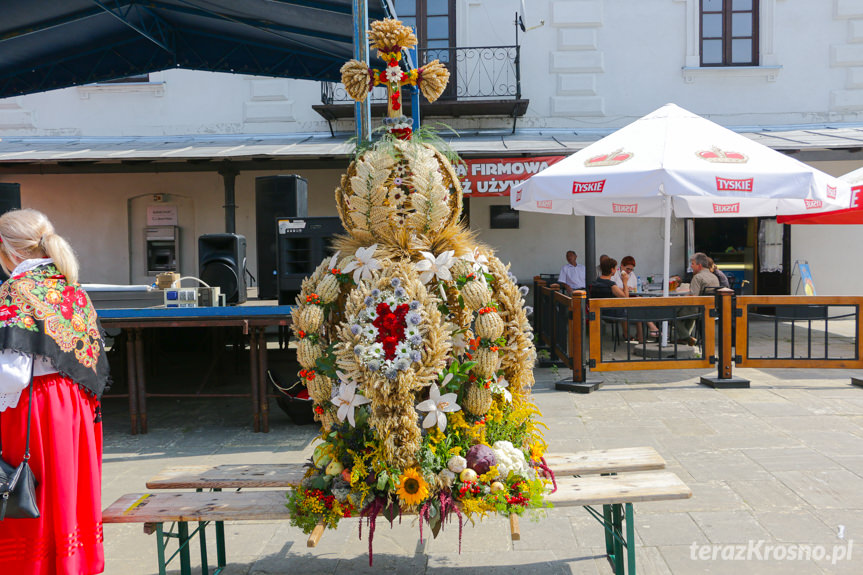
[531,284,863,392]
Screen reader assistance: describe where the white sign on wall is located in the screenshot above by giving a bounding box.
[147,205,178,226]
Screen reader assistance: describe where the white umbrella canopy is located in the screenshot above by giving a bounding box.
[512,103,852,297]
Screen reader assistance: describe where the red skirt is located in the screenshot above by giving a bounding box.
[0,373,104,575]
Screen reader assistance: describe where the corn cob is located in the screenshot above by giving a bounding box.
[306,374,332,404]
[464,383,492,416]
[460,280,490,310]
[475,309,504,340]
[317,273,341,304]
[473,347,501,378]
[316,408,338,432]
[298,305,324,333]
[298,339,323,369]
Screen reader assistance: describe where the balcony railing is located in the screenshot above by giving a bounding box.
[320,45,521,104]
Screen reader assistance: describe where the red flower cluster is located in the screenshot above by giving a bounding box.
[458,481,481,497]
[372,302,409,360]
[330,268,341,275]
[505,481,529,506]
[299,369,316,380]
[306,293,321,304]
[477,306,496,315]
[298,330,306,339]
[391,126,412,140]
[0,304,18,321]
[314,405,324,415]
[390,90,401,111]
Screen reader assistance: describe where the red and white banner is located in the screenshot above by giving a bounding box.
[458,156,564,197]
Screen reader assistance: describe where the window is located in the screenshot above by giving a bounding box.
[393,0,456,99]
[700,0,758,66]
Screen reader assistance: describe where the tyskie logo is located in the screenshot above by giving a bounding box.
[804,199,822,209]
[536,200,553,209]
[715,177,753,192]
[612,203,638,214]
[827,185,836,199]
[572,180,606,194]
[713,202,740,214]
[515,189,522,202]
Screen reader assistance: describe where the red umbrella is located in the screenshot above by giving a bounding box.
[778,186,863,224]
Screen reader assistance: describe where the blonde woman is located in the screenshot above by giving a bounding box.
[0,209,109,574]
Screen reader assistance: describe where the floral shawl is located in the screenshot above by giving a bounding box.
[0,263,109,398]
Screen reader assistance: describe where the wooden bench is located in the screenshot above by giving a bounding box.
[103,447,688,575]
[103,491,290,575]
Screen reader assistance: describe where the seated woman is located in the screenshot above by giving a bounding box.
[707,257,730,289]
[589,257,633,341]
[612,255,659,342]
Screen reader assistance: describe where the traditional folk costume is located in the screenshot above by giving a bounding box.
[0,259,110,575]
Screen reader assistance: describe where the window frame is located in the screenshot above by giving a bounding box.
[699,0,760,67]
[393,0,457,99]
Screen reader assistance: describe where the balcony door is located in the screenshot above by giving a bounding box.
[394,0,457,100]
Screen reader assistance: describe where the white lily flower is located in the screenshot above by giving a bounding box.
[385,65,403,83]
[415,250,455,284]
[450,330,469,355]
[416,382,460,432]
[490,376,512,403]
[342,244,382,283]
[327,250,341,271]
[463,248,490,274]
[333,381,371,427]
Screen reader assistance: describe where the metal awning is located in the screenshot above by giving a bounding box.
[2,126,863,171]
[0,0,388,99]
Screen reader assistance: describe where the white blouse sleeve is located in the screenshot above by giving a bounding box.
[0,349,33,412]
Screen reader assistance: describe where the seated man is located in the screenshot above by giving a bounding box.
[674,252,719,345]
[558,250,586,291]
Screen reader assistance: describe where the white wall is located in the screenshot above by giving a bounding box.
[0,167,345,284]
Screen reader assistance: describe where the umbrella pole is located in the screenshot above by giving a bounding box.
[662,195,672,346]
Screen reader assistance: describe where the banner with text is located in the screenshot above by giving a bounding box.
[458,156,565,197]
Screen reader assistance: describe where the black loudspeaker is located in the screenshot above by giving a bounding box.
[199,233,247,305]
[256,175,308,300]
[277,217,344,305]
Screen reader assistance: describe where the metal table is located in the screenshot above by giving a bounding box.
[99,306,293,434]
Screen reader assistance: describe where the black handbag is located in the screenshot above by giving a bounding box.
[0,363,40,521]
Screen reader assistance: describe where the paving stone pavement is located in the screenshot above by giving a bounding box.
[99,362,863,574]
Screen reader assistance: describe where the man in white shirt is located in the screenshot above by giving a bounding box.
[558,250,586,291]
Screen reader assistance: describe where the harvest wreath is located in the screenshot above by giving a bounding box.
[286,18,551,563]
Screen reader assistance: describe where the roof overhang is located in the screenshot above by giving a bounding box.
[3,126,863,174]
[0,0,388,99]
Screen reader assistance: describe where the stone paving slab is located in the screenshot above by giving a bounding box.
[98,361,863,574]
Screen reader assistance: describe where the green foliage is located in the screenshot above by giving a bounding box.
[314,343,339,380]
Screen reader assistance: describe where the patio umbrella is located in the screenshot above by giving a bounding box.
[777,166,863,225]
[511,103,851,297]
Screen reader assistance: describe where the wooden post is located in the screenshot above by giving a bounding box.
[556,290,602,393]
[700,288,749,389]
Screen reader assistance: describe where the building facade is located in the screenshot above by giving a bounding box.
[1,0,862,294]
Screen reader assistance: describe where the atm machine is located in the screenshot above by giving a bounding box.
[145,226,179,275]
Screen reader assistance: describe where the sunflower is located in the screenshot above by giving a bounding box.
[396,468,429,506]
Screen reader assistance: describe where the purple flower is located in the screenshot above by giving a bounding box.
[385,366,398,380]
[518,285,530,297]
[364,296,374,307]
[409,335,423,346]
[390,278,401,288]
[368,360,381,372]
[371,289,381,298]
[524,306,534,316]
[394,287,406,298]
[409,300,421,310]
[407,312,422,325]
[410,350,422,362]
[350,324,362,335]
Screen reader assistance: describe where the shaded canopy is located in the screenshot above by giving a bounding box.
[0,0,388,99]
